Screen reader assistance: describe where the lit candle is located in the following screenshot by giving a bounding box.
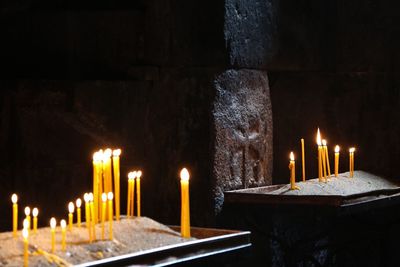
[317,129,323,182]
[93,152,102,225]
[322,139,331,177]
[103,149,112,196]
[96,150,104,223]
[289,152,300,190]
[11,194,18,237]
[127,172,134,217]
[112,149,121,221]
[60,219,66,251]
[24,207,31,232]
[108,192,114,240]
[349,147,355,178]
[136,170,142,217]
[89,193,96,241]
[301,138,306,181]
[50,218,56,253]
[321,139,327,180]
[84,193,92,242]
[22,227,29,267]
[76,198,82,228]
[180,168,191,238]
[335,145,340,177]
[68,202,74,231]
[32,208,38,234]
[101,193,107,240]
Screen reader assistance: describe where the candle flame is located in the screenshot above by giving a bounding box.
[112,149,121,157]
[11,194,18,204]
[107,192,114,200]
[322,139,327,146]
[22,228,29,239]
[93,152,102,161]
[335,145,340,153]
[24,207,30,216]
[103,149,112,159]
[180,168,190,181]
[88,193,94,202]
[50,217,56,229]
[60,219,66,229]
[128,171,135,179]
[32,208,38,217]
[68,202,75,213]
[316,128,322,146]
[102,193,107,202]
[84,193,89,203]
[76,198,82,208]
[349,147,355,153]
[290,151,295,161]
[137,170,142,178]
[23,218,29,229]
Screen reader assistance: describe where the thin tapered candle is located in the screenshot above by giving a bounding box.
[301,138,306,181]
[89,193,96,241]
[101,193,107,240]
[180,168,191,238]
[317,129,323,182]
[24,207,31,233]
[11,194,18,237]
[84,193,92,242]
[112,149,121,221]
[322,139,331,177]
[50,218,56,253]
[68,202,74,231]
[108,192,114,240]
[22,227,29,267]
[60,219,66,251]
[136,171,142,217]
[93,152,102,225]
[321,139,327,180]
[32,208,38,234]
[76,198,82,228]
[127,171,136,217]
[334,145,340,177]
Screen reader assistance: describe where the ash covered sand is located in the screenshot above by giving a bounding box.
[243,171,400,196]
[0,217,195,266]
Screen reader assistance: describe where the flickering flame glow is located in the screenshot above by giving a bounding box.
[23,218,29,229]
[93,151,102,161]
[32,208,38,217]
[349,147,355,153]
[68,202,75,213]
[128,171,136,179]
[322,139,327,146]
[24,207,30,216]
[50,218,56,229]
[180,168,190,181]
[335,145,340,153]
[84,193,89,203]
[22,228,29,239]
[60,219,66,229]
[76,198,82,208]
[112,149,121,157]
[102,193,107,202]
[11,194,18,204]
[290,152,295,161]
[137,170,142,178]
[103,149,112,159]
[316,128,322,146]
[88,193,94,202]
[108,192,114,200]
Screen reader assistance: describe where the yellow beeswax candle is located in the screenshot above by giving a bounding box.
[32,208,38,234]
[108,192,114,240]
[323,139,331,177]
[97,150,104,221]
[50,218,56,253]
[127,172,134,217]
[112,149,121,221]
[101,193,107,240]
[334,145,340,177]
[180,168,191,238]
[60,219,66,251]
[68,202,74,231]
[349,147,355,177]
[24,207,31,232]
[89,193,96,241]
[321,139,327,181]
[22,227,29,267]
[317,129,323,182]
[76,198,82,228]
[93,152,102,225]
[301,138,306,181]
[136,171,142,217]
[289,152,300,190]
[11,194,18,237]
[84,193,92,242]
[103,149,113,194]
